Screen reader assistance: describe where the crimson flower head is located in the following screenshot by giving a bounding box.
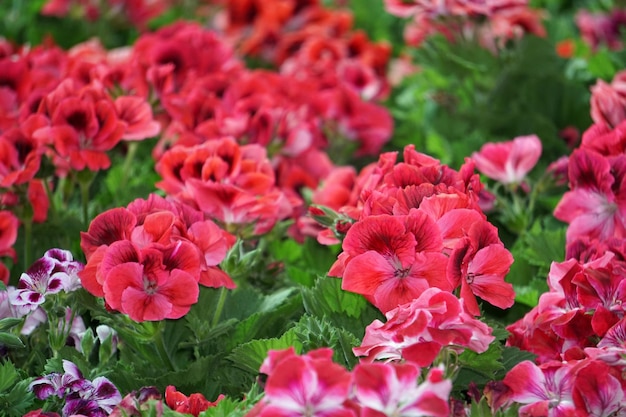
[472,134,542,185]
[165,386,224,417]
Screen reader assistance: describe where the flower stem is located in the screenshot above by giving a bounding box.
[154,322,176,372]
[121,142,139,187]
[22,215,32,271]
[211,287,228,328]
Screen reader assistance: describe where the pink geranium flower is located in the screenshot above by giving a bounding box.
[354,288,495,367]
[351,362,451,417]
[554,149,626,242]
[503,360,577,417]
[252,348,355,417]
[471,134,542,184]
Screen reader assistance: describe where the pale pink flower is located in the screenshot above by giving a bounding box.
[472,134,542,184]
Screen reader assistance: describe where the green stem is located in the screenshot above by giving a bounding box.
[121,142,139,187]
[211,287,228,328]
[23,215,32,271]
[154,322,176,372]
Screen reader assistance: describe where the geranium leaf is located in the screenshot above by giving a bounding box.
[497,346,537,378]
[455,342,505,391]
[292,315,360,369]
[0,333,24,349]
[199,396,245,417]
[0,361,18,392]
[301,276,383,338]
[227,328,301,374]
[0,318,22,332]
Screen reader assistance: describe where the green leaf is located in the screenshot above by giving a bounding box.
[301,276,383,338]
[199,397,246,417]
[0,333,24,349]
[227,328,302,374]
[0,318,21,332]
[455,342,505,391]
[0,379,35,417]
[0,361,18,392]
[292,315,361,369]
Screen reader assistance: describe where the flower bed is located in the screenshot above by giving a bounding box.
[1,0,626,416]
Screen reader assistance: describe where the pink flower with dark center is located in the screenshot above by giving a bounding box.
[337,211,450,313]
[554,149,626,242]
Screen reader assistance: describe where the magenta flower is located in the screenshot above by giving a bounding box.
[9,257,64,311]
[29,360,121,417]
[554,149,626,242]
[472,135,542,184]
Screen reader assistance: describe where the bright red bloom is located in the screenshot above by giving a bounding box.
[34,79,125,174]
[165,386,224,417]
[472,135,542,184]
[336,211,450,313]
[447,220,515,316]
[101,241,200,321]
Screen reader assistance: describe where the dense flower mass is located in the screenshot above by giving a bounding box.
[246,347,452,417]
[4,0,626,415]
[326,144,515,315]
[79,194,235,321]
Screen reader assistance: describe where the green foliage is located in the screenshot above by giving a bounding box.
[301,276,383,339]
[227,328,302,375]
[0,361,35,417]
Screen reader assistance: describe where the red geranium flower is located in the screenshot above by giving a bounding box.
[165,386,224,417]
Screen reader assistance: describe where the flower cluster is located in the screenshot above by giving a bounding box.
[79,194,235,321]
[384,0,546,51]
[576,7,626,52]
[30,360,121,417]
[40,0,172,29]
[1,249,83,337]
[156,136,293,237]
[354,288,495,367]
[499,80,626,416]
[323,144,514,316]
[218,0,392,100]
[247,347,451,417]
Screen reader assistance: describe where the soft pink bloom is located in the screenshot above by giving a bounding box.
[503,361,577,417]
[354,288,495,367]
[115,96,161,141]
[351,362,451,417]
[253,348,355,417]
[554,149,626,243]
[472,134,542,184]
[590,70,626,128]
